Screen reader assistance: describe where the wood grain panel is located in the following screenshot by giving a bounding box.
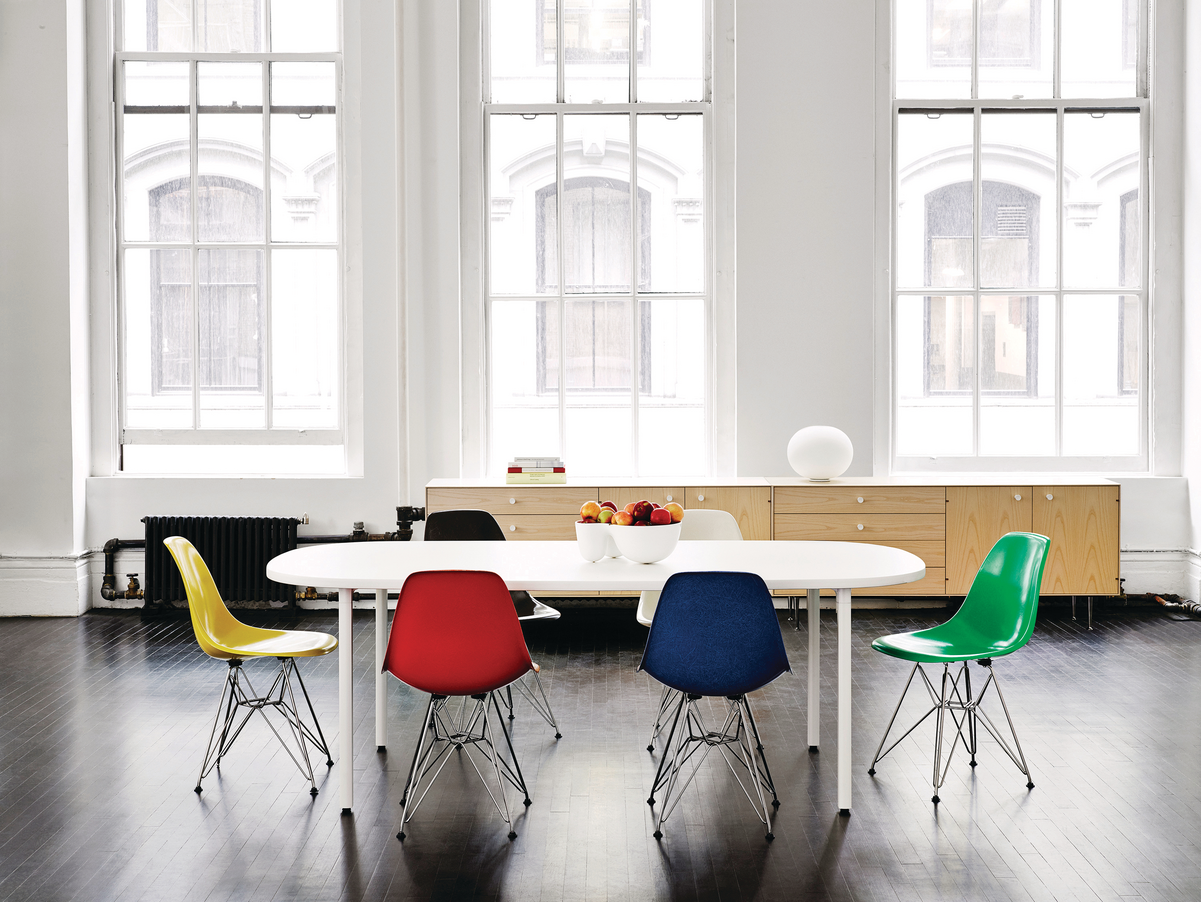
[773,514,945,565]
[945,486,1033,594]
[426,486,597,516]
[773,485,945,514]
[493,515,581,541]
[685,486,772,540]
[606,486,685,509]
[1034,484,1120,595]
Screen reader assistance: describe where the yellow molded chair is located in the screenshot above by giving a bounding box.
[164,536,338,796]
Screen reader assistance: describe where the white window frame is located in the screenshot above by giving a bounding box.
[459,0,737,479]
[111,3,348,463]
[885,0,1154,475]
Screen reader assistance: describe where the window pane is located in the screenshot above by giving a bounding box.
[271,63,338,243]
[1063,111,1140,288]
[896,112,974,289]
[271,0,338,52]
[896,0,971,100]
[637,114,704,293]
[123,62,191,243]
[197,0,264,52]
[638,298,705,475]
[566,408,632,474]
[561,114,632,293]
[980,112,1055,288]
[491,0,556,103]
[124,248,194,429]
[979,295,1055,455]
[1062,295,1139,455]
[272,249,339,428]
[978,0,1053,100]
[198,63,264,243]
[123,444,344,474]
[1061,0,1136,98]
[126,0,192,52]
[490,300,560,472]
[198,248,265,427]
[565,296,634,473]
[896,295,974,456]
[489,114,556,295]
[564,0,633,103]
[637,0,702,102]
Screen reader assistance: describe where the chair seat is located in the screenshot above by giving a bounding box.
[207,626,338,660]
[872,624,1020,664]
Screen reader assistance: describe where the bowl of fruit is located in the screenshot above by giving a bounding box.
[576,500,622,561]
[608,500,683,563]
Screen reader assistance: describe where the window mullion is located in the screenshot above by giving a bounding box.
[630,109,640,475]
[190,59,201,429]
[973,107,981,457]
[557,0,565,104]
[556,110,566,460]
[1055,106,1064,456]
[1054,0,1062,99]
[262,60,273,429]
[629,0,637,103]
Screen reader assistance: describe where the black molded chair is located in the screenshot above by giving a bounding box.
[423,509,560,737]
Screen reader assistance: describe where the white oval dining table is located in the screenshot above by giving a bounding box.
[267,539,925,817]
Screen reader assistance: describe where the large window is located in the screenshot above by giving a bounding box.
[485,0,709,477]
[116,0,342,473]
[894,0,1147,465]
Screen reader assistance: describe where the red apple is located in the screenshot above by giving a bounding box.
[635,519,650,526]
[612,510,634,526]
[577,518,596,524]
[632,500,654,522]
[600,500,618,511]
[649,507,672,525]
[580,501,601,520]
[624,502,638,514]
[663,502,684,523]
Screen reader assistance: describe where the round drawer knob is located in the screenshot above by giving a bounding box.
[509,497,516,504]
[857,523,864,531]
[857,497,864,504]
[697,494,704,502]
[1014,494,1022,501]
[509,525,516,532]
[1046,493,1054,501]
[665,494,673,502]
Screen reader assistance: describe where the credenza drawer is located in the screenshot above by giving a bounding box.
[427,487,597,516]
[774,514,945,568]
[493,515,580,540]
[773,485,945,514]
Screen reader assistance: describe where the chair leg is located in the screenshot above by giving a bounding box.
[931,665,951,804]
[647,685,677,752]
[741,697,779,808]
[869,663,935,776]
[288,660,335,766]
[510,670,561,738]
[971,661,1035,790]
[195,660,239,792]
[647,691,687,805]
[963,663,977,767]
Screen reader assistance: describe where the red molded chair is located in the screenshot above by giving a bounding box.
[383,570,537,841]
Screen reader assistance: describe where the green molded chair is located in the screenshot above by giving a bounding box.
[867,532,1050,804]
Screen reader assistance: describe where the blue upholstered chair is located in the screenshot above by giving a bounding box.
[638,571,791,841]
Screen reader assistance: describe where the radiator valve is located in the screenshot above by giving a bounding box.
[125,574,143,598]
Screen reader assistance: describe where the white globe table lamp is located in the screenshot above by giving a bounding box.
[787,426,854,482]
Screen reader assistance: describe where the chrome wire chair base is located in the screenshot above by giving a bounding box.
[499,670,561,739]
[647,685,680,752]
[397,691,531,842]
[195,657,333,796]
[868,659,1034,804]
[647,692,778,842]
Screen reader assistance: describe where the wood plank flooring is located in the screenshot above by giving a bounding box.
[1,604,1200,901]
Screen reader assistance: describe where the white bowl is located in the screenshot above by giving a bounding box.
[575,521,611,562]
[609,522,681,563]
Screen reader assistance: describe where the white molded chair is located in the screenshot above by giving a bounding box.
[635,508,744,626]
[638,508,744,753]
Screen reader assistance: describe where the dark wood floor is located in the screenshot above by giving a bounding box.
[2,602,1200,901]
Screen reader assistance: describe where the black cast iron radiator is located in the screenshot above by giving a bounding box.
[143,516,299,605]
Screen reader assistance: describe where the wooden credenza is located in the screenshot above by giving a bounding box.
[425,476,1120,597]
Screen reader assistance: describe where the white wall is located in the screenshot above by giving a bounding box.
[735,0,879,477]
[1181,0,1201,598]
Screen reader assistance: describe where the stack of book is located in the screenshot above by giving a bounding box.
[505,457,566,484]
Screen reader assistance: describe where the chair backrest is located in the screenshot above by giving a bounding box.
[424,509,507,542]
[950,532,1050,655]
[679,508,743,541]
[383,570,534,696]
[163,536,253,660]
[639,571,790,697]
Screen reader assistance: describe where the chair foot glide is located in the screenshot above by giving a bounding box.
[309,787,318,796]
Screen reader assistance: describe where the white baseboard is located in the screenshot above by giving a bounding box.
[0,556,92,616]
[1180,550,1201,603]
[1119,550,1192,598]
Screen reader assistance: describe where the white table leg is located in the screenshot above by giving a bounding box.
[375,588,389,751]
[836,587,852,814]
[339,587,354,814]
[807,588,820,751]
